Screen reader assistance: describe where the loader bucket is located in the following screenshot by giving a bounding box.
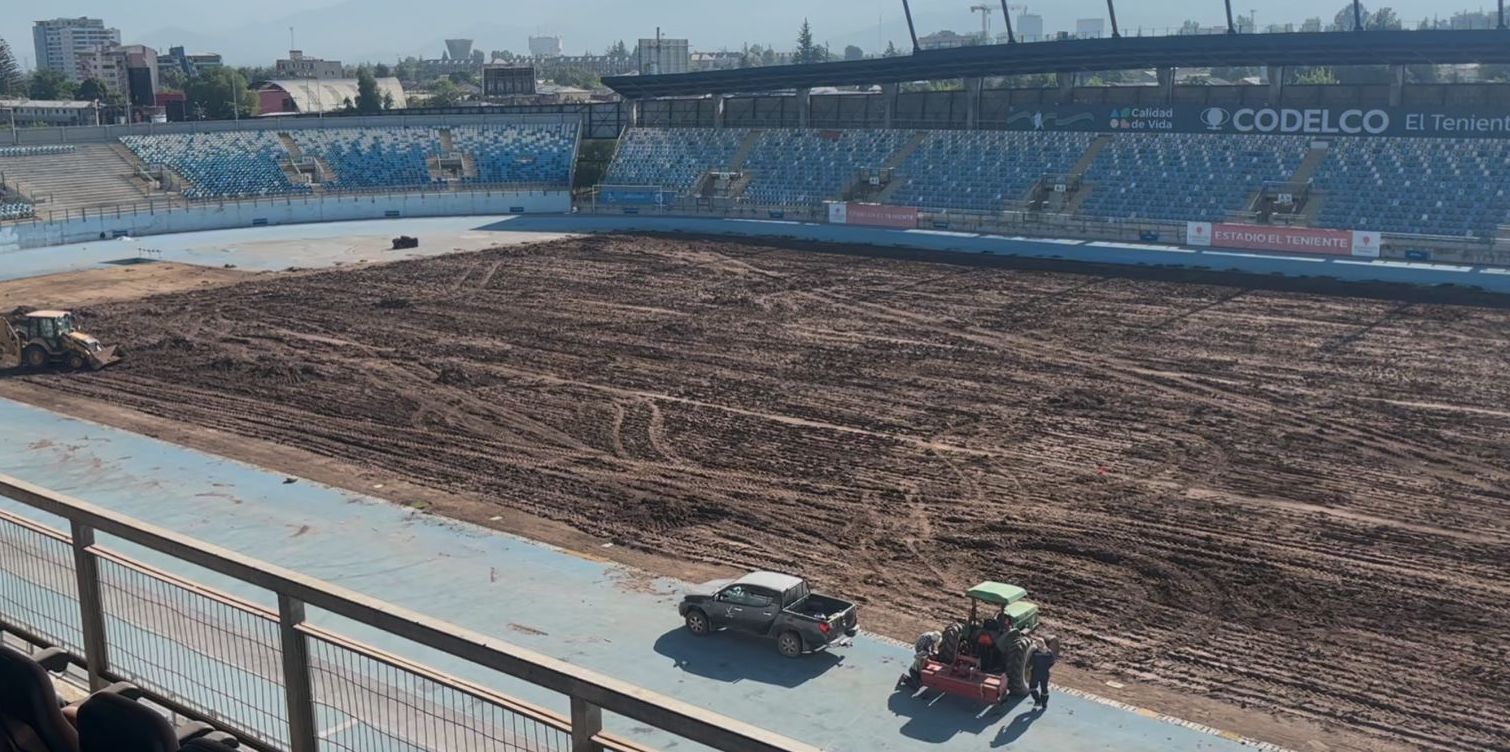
[87,345,121,370]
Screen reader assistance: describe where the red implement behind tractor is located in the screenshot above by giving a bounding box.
[915,582,1042,704]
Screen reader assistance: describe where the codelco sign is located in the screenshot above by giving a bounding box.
[1007,106,1510,138]
[1199,107,1390,135]
[1187,222,1381,258]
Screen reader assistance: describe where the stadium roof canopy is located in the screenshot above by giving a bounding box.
[256,78,408,114]
[606,29,1510,98]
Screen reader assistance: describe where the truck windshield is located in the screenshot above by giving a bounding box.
[56,317,74,335]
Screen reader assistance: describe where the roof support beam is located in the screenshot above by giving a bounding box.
[1107,0,1121,38]
[999,0,1017,43]
[1225,0,1237,33]
[902,0,921,53]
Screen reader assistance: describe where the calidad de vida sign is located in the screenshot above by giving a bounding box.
[1007,105,1510,138]
[1187,222,1381,258]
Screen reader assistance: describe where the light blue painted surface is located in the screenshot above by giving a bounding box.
[0,399,1252,752]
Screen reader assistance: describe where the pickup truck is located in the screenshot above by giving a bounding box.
[678,571,859,657]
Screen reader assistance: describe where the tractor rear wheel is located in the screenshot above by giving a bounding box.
[1004,635,1034,698]
[22,345,48,370]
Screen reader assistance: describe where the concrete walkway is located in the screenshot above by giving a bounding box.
[0,398,1256,752]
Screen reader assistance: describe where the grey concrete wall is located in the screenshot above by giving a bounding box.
[1,190,569,251]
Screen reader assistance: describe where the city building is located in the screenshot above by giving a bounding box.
[1017,12,1045,42]
[76,44,159,107]
[0,98,98,126]
[159,46,223,78]
[635,37,689,75]
[689,51,744,72]
[1076,18,1106,38]
[523,54,636,77]
[255,77,406,114]
[919,30,976,50]
[33,17,120,81]
[528,36,563,58]
[275,50,344,79]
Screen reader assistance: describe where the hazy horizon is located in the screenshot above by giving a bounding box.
[4,0,1493,70]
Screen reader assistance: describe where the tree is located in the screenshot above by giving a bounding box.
[1293,66,1339,85]
[552,67,601,89]
[843,44,864,61]
[608,40,629,58]
[373,62,391,78]
[1178,19,1203,34]
[883,41,903,57]
[76,78,112,102]
[795,19,821,64]
[355,67,383,114]
[424,78,463,107]
[29,69,77,100]
[184,67,256,119]
[1371,6,1402,29]
[383,91,395,110]
[761,47,777,65]
[1334,3,1370,31]
[0,38,21,97]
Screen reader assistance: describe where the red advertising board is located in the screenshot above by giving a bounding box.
[1188,223,1380,256]
[844,203,918,229]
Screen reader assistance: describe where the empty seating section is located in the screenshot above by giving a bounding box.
[603,128,748,192]
[122,132,305,200]
[449,123,578,185]
[890,131,1096,211]
[121,123,577,200]
[1079,134,1308,222]
[0,145,75,157]
[741,129,911,205]
[1311,137,1510,237]
[292,127,435,190]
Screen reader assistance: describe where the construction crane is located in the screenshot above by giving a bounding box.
[970,4,993,42]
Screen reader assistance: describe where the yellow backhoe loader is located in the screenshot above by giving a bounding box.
[2,310,121,371]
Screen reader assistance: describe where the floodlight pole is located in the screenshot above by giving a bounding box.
[1500,0,1506,29]
[902,0,921,52]
[1353,0,1364,30]
[1225,0,1238,33]
[1106,0,1121,37]
[999,0,1017,42]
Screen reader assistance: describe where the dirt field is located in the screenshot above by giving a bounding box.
[0,262,251,310]
[8,235,1509,752]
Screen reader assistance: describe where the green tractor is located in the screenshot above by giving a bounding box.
[2,310,122,371]
[920,582,1043,703]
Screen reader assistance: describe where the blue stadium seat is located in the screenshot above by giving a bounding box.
[120,132,307,200]
[1311,137,1510,238]
[740,129,911,205]
[603,128,749,192]
[1079,133,1309,222]
[889,130,1096,212]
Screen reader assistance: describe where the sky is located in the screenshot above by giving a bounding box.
[2,0,1483,69]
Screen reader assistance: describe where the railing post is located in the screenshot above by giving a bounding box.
[277,594,320,752]
[68,522,110,691]
[569,696,604,752]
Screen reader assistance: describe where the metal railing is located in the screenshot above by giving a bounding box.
[0,473,815,752]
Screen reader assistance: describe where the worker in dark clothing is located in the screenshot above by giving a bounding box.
[1029,638,1058,710]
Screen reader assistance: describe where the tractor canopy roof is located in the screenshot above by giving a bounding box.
[25,310,71,319]
[966,582,1028,606]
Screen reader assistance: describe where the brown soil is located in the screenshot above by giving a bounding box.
[0,262,252,311]
[7,234,1510,752]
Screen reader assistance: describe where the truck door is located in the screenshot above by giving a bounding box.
[715,586,779,634]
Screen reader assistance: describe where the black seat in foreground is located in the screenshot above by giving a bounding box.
[76,693,177,752]
[0,643,79,752]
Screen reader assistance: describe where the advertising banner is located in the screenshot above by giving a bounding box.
[1006,105,1510,139]
[827,202,848,225]
[843,203,918,229]
[598,187,670,206]
[1189,223,1382,256]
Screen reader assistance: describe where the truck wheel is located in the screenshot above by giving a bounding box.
[1004,635,1033,698]
[22,345,48,369]
[66,353,86,371]
[684,609,710,636]
[776,631,803,658]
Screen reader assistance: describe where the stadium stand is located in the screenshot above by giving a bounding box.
[0,145,76,157]
[292,127,437,190]
[0,144,159,215]
[603,127,750,192]
[1311,137,1510,238]
[1078,133,1311,222]
[741,129,912,205]
[889,130,1098,212]
[449,122,580,185]
[121,123,579,199]
[121,131,307,200]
